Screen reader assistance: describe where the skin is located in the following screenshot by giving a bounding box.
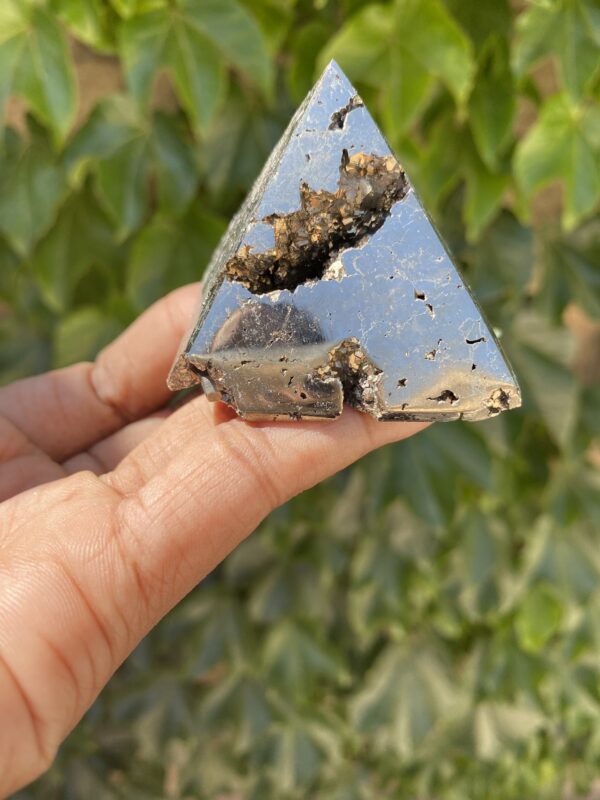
[0,284,427,796]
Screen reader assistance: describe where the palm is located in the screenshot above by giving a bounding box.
[0,283,426,796]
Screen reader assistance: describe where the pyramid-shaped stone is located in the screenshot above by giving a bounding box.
[168,61,521,422]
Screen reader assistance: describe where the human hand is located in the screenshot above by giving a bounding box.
[0,284,427,796]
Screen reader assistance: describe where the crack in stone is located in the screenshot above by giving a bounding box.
[328,95,364,129]
[224,151,408,294]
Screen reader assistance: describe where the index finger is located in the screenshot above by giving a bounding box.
[0,284,201,462]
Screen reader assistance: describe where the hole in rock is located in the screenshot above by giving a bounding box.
[429,389,459,404]
[328,95,364,129]
[225,151,408,294]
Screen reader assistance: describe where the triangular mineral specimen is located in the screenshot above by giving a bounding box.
[168,61,521,422]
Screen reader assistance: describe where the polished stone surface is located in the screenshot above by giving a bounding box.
[168,61,521,422]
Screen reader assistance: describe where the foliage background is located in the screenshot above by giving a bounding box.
[2,0,600,797]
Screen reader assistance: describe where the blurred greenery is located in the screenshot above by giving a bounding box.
[2,0,600,797]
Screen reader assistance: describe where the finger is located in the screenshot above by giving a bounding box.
[62,412,171,476]
[108,410,430,604]
[0,284,201,462]
[0,417,66,502]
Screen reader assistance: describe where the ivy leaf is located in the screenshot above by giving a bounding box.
[126,207,225,309]
[317,5,393,89]
[383,46,435,139]
[469,37,515,168]
[395,0,476,107]
[474,701,545,758]
[67,97,199,237]
[120,0,272,133]
[121,7,224,132]
[31,188,119,314]
[514,582,564,653]
[262,621,348,695]
[0,237,19,302]
[181,0,272,98]
[463,144,510,242]
[108,0,167,18]
[508,310,579,448]
[469,212,534,305]
[151,113,199,213]
[350,643,465,758]
[0,2,76,146]
[409,110,463,211]
[513,0,600,100]
[519,517,600,601]
[514,94,600,230]
[51,0,116,53]
[269,724,324,793]
[320,0,474,128]
[201,84,282,202]
[53,307,122,368]
[445,0,512,51]
[0,127,67,257]
[287,21,332,104]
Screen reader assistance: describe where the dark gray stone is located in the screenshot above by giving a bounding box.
[168,61,521,422]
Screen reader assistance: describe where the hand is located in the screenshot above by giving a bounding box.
[0,284,427,796]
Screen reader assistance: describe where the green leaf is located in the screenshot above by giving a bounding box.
[464,145,510,242]
[469,212,534,305]
[67,97,199,236]
[200,83,282,202]
[269,724,323,793]
[513,0,600,100]
[395,0,476,106]
[317,5,393,88]
[31,189,118,313]
[519,517,600,601]
[445,0,512,51]
[152,113,199,212]
[240,0,295,55]
[52,0,116,52]
[474,701,545,759]
[263,621,348,695]
[0,2,76,146]
[120,0,272,132]
[120,7,224,132]
[514,582,564,653]
[514,94,600,229]
[181,0,273,98]
[319,0,474,121]
[409,110,464,210]
[126,207,225,309]
[0,237,19,301]
[287,21,332,104]
[109,0,166,18]
[508,310,579,448]
[469,37,515,168]
[53,307,122,368]
[383,46,435,139]
[0,128,67,257]
[351,642,466,758]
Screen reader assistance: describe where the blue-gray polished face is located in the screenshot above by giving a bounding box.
[168,62,521,423]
